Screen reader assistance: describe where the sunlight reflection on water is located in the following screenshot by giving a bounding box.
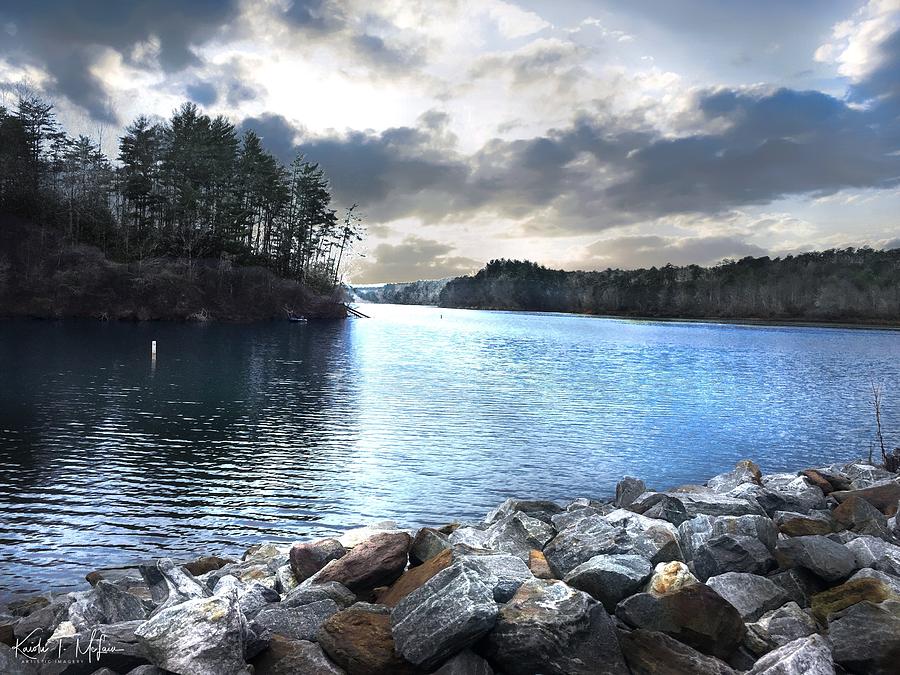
[1,304,899,596]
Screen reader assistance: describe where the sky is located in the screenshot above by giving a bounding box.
[2,0,900,283]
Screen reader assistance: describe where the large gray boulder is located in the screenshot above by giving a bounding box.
[706,572,789,621]
[94,580,149,623]
[603,510,683,563]
[678,514,776,562]
[630,491,765,523]
[459,552,533,602]
[615,583,746,659]
[140,558,211,613]
[281,582,356,610]
[213,576,280,620]
[482,511,555,561]
[135,588,249,675]
[747,634,835,675]
[774,536,856,583]
[734,476,827,516]
[12,594,73,644]
[744,602,817,656]
[68,590,107,632]
[542,515,621,577]
[391,562,498,670]
[617,628,736,675]
[544,510,681,579]
[483,579,628,675]
[564,554,652,611]
[707,461,762,494]
[251,599,340,641]
[844,534,900,575]
[449,527,489,548]
[768,568,825,608]
[485,498,563,526]
[693,534,776,581]
[552,506,609,532]
[615,477,646,508]
[828,599,900,673]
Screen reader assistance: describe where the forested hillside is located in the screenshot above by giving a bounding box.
[439,255,900,324]
[0,95,361,320]
[354,278,450,305]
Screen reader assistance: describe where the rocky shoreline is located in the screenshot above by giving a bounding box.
[3,460,900,674]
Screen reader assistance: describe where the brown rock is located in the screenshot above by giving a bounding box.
[618,628,736,674]
[616,583,746,659]
[831,479,900,515]
[810,577,895,622]
[528,550,554,579]
[252,635,345,674]
[376,549,454,607]
[436,523,460,535]
[317,605,420,675]
[183,555,234,576]
[801,470,834,495]
[832,495,891,536]
[777,514,834,537]
[314,532,411,596]
[737,459,763,484]
[291,539,347,583]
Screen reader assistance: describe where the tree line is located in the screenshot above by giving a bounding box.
[438,252,900,323]
[0,94,362,290]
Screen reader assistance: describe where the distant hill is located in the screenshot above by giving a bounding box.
[437,255,900,324]
[353,278,451,305]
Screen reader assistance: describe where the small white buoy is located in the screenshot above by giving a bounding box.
[151,340,157,358]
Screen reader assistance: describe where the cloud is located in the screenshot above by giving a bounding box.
[238,113,304,164]
[239,73,900,236]
[186,81,218,106]
[0,0,241,121]
[815,0,900,79]
[571,234,769,270]
[352,236,481,283]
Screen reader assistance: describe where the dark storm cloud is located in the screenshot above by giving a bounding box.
[604,87,900,218]
[0,0,241,121]
[244,74,900,232]
[238,113,304,164]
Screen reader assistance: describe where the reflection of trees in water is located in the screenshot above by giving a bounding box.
[0,318,361,510]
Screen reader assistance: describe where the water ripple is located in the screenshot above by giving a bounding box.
[1,305,899,598]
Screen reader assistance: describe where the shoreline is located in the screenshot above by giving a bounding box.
[3,458,900,673]
[370,300,900,331]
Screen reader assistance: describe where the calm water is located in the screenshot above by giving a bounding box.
[1,304,899,598]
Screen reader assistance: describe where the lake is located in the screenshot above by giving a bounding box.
[1,304,899,598]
